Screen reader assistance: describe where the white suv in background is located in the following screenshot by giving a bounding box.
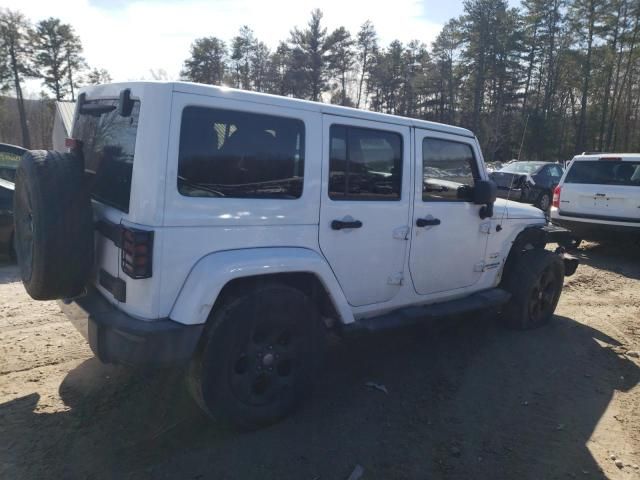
[550,153,640,245]
[13,82,577,429]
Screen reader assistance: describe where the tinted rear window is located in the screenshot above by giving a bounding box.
[565,161,640,186]
[178,107,305,199]
[73,99,140,213]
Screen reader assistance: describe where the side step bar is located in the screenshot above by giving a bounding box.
[343,288,511,334]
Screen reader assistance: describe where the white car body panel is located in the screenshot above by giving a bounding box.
[410,130,490,295]
[73,81,547,326]
[550,153,640,231]
[170,247,354,326]
[318,114,412,307]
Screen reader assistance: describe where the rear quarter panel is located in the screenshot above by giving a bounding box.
[156,90,323,320]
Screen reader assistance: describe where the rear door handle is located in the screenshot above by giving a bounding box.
[416,217,441,227]
[331,219,363,230]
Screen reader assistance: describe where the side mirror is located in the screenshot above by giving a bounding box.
[118,89,134,117]
[473,179,497,219]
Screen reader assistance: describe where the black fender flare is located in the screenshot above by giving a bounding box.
[503,224,579,279]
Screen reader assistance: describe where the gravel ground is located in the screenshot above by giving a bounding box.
[1,241,639,480]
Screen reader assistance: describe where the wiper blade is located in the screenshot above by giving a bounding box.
[178,176,225,197]
[79,103,116,116]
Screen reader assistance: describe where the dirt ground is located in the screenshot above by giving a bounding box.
[1,242,639,480]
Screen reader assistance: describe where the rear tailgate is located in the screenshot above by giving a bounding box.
[73,96,141,303]
[559,160,640,222]
[71,83,171,320]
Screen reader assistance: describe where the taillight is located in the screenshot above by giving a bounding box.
[64,137,82,151]
[552,185,561,208]
[121,227,154,279]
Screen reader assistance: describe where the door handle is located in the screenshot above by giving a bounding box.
[416,217,441,227]
[331,219,363,230]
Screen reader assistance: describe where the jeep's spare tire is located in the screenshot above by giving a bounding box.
[14,150,94,300]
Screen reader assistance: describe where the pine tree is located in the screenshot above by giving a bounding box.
[33,18,84,100]
[0,9,33,148]
[181,37,227,85]
[355,21,377,108]
[288,9,337,101]
[328,26,355,106]
[85,67,112,85]
[230,26,256,89]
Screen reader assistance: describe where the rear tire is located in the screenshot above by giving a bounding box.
[14,150,94,300]
[188,284,326,430]
[500,249,565,330]
[536,191,551,211]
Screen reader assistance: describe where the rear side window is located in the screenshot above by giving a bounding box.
[565,161,640,186]
[423,138,478,202]
[178,107,305,199]
[73,99,140,213]
[547,165,563,178]
[329,125,402,201]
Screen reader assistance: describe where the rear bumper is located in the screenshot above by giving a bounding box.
[550,210,640,240]
[58,287,204,368]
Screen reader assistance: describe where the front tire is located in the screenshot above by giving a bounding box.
[188,284,325,430]
[500,249,565,330]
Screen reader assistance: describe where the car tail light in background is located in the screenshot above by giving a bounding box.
[552,185,561,208]
[64,137,82,151]
[599,156,622,161]
[121,227,154,279]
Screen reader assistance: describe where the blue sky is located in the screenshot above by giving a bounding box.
[9,0,521,94]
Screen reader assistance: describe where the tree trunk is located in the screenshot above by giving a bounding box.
[356,49,368,108]
[606,12,639,150]
[9,40,30,148]
[522,22,539,115]
[67,51,76,101]
[598,1,623,151]
[575,0,596,153]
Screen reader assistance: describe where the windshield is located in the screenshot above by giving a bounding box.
[499,162,543,174]
[73,99,140,212]
[565,161,640,186]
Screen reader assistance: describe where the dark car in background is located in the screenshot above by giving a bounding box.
[489,161,564,211]
[0,143,25,258]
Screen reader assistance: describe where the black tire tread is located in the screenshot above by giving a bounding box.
[188,283,325,430]
[500,249,565,330]
[14,150,94,300]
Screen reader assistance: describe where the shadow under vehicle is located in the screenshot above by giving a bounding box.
[0,312,637,479]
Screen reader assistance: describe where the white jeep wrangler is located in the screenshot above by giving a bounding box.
[13,82,578,429]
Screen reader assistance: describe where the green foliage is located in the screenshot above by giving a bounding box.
[181,36,227,85]
[28,17,86,101]
[176,2,640,160]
